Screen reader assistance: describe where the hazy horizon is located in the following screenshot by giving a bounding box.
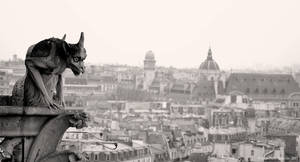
[1,0,300,70]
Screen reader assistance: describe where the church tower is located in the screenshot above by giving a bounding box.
[143,50,156,90]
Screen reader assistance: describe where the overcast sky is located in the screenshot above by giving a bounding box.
[0,0,300,70]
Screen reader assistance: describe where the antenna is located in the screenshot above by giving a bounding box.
[89,133,118,150]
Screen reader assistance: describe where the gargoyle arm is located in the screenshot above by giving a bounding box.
[25,59,52,102]
[56,74,65,107]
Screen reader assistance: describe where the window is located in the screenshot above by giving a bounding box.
[106,154,110,161]
[263,88,268,94]
[242,98,248,103]
[232,148,236,154]
[246,88,250,94]
[231,95,237,103]
[251,150,254,156]
[255,88,259,94]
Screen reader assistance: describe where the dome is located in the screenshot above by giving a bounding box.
[199,48,220,71]
[145,50,155,60]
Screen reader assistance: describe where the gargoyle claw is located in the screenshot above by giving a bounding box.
[68,151,89,162]
[47,101,62,111]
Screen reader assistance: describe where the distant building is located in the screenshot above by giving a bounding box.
[236,139,285,162]
[143,50,156,91]
[168,48,226,103]
[205,139,285,162]
[0,70,12,95]
[0,55,25,95]
[224,73,300,110]
[208,127,247,143]
[64,77,102,96]
[198,48,220,82]
[209,108,247,128]
[169,103,206,117]
[225,73,300,103]
[60,127,152,162]
[197,48,226,97]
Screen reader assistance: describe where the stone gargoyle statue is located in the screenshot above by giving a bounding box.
[24,32,86,109]
[0,33,89,162]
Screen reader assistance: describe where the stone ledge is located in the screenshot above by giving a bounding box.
[0,106,65,116]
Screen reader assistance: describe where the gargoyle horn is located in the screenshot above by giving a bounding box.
[62,34,66,41]
[78,32,84,47]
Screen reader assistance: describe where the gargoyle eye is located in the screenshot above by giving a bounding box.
[73,57,80,62]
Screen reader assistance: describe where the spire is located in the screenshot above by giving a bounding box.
[207,47,213,60]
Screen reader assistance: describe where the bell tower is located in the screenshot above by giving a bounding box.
[143,50,156,90]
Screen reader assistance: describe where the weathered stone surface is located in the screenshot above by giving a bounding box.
[0,107,65,137]
[0,96,12,106]
[0,106,64,116]
[27,113,88,162]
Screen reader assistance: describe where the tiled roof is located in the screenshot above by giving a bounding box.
[170,81,195,93]
[192,79,215,98]
[225,73,300,100]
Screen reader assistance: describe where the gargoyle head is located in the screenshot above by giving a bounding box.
[65,32,87,76]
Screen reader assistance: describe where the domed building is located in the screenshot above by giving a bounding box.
[194,48,226,100]
[198,48,221,81]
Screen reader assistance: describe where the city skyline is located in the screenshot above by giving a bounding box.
[1,0,300,70]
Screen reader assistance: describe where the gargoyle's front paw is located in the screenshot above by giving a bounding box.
[46,99,62,110]
[61,100,66,108]
[68,151,89,162]
[57,99,65,108]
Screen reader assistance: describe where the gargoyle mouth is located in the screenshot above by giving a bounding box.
[72,68,81,76]
[70,65,82,76]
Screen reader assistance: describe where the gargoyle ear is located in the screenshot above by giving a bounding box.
[62,34,66,41]
[77,32,84,48]
[62,42,71,56]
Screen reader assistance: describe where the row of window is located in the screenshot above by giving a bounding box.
[171,107,205,114]
[89,148,150,161]
[234,77,291,83]
[245,88,286,94]
[209,133,246,142]
[292,102,299,107]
